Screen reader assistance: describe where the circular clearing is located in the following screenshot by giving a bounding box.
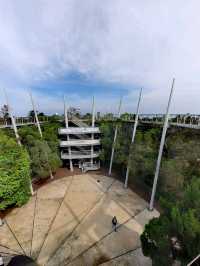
[0,174,159,266]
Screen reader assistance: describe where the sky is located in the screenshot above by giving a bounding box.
[0,0,200,116]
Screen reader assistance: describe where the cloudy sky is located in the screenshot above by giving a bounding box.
[0,0,199,115]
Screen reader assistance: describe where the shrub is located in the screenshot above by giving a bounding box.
[141,177,200,265]
[0,133,31,210]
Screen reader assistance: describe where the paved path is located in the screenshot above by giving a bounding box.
[0,174,159,266]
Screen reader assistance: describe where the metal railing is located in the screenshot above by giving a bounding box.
[60,139,100,147]
[0,116,48,129]
[71,115,89,127]
[61,150,99,159]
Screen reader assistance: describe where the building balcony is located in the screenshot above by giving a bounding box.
[61,150,100,159]
[58,127,100,135]
[60,139,100,147]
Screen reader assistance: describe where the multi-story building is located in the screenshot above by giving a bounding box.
[58,98,101,172]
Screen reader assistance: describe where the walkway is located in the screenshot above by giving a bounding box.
[0,174,159,266]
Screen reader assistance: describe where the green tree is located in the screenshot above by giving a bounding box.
[42,122,60,154]
[0,104,9,120]
[82,113,92,120]
[28,110,35,119]
[0,133,31,210]
[160,130,200,195]
[19,125,61,179]
[27,136,61,178]
[128,128,160,188]
[99,122,114,165]
[141,177,200,265]
[114,123,132,172]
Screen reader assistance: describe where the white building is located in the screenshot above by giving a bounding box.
[59,97,101,172]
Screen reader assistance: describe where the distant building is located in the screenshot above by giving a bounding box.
[97,112,101,120]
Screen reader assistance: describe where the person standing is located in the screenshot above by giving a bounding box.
[112,216,118,232]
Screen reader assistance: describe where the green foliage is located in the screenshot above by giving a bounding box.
[160,130,200,195]
[100,122,132,172]
[19,126,41,143]
[141,177,200,265]
[100,123,200,196]
[42,122,60,154]
[100,123,161,186]
[100,122,200,264]
[82,113,92,120]
[48,114,62,122]
[99,122,114,165]
[129,128,160,187]
[141,217,172,266]
[19,124,61,179]
[28,137,61,178]
[0,133,31,210]
[28,110,35,118]
[160,159,184,194]
[120,112,135,120]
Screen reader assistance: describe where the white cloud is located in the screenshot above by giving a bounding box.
[0,0,200,114]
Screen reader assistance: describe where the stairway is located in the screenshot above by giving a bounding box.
[71,115,89,127]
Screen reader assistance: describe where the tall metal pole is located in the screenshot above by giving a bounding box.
[4,89,34,195]
[64,95,73,171]
[91,96,95,165]
[124,88,142,188]
[149,78,175,211]
[64,95,69,128]
[108,97,123,176]
[4,89,21,146]
[92,96,95,127]
[29,90,54,179]
[29,90,42,138]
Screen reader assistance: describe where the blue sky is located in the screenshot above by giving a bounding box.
[0,0,200,115]
[32,72,130,98]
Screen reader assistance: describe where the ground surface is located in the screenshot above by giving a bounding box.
[0,174,159,266]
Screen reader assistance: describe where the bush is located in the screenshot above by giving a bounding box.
[99,122,114,165]
[0,133,31,210]
[141,177,200,265]
[19,125,61,179]
[128,128,160,187]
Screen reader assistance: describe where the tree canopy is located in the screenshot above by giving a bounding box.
[100,122,200,264]
[141,177,200,265]
[18,124,61,179]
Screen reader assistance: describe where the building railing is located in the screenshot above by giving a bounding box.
[61,150,100,159]
[58,127,100,135]
[60,139,100,147]
[0,116,49,128]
